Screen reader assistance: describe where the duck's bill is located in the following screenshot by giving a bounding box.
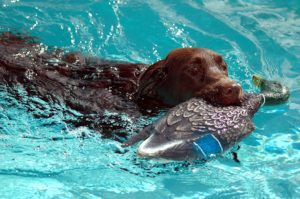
[252,75,263,87]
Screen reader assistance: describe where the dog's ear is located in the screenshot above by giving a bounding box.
[137,59,166,98]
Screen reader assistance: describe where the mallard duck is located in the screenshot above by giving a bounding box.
[122,75,290,161]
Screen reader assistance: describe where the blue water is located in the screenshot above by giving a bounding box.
[0,0,300,198]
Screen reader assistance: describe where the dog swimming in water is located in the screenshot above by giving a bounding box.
[0,32,244,140]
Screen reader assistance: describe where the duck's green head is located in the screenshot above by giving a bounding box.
[252,75,290,105]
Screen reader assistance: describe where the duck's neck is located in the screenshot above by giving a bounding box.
[241,93,264,117]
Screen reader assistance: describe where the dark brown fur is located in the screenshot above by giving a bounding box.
[0,32,243,140]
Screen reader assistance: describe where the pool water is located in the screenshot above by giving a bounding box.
[1,0,300,198]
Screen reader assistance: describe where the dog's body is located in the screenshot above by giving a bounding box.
[0,32,244,140]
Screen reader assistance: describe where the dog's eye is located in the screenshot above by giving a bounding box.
[185,64,205,82]
[188,65,200,74]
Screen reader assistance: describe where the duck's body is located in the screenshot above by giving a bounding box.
[123,76,289,161]
[124,94,262,161]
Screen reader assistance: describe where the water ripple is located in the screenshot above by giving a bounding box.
[0,0,300,198]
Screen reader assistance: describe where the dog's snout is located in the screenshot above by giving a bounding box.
[233,84,242,94]
[224,83,242,96]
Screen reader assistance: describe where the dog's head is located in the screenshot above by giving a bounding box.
[139,48,244,106]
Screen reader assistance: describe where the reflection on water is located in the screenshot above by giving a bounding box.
[0,0,299,198]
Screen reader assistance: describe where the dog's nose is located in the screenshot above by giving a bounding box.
[224,87,233,95]
[225,84,242,96]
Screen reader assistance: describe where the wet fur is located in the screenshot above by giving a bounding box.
[0,32,243,140]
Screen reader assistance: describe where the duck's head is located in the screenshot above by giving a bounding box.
[252,75,290,105]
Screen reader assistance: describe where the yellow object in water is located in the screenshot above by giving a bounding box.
[252,75,263,87]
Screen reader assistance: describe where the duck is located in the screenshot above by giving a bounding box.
[122,75,290,161]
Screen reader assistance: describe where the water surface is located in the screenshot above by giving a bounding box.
[0,0,299,198]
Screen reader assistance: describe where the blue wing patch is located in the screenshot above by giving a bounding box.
[193,134,223,160]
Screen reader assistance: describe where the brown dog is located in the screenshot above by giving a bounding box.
[0,33,243,139]
[0,33,244,112]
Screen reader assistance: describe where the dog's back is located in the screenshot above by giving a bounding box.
[0,32,147,115]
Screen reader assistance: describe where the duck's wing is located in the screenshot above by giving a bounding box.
[153,98,216,140]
